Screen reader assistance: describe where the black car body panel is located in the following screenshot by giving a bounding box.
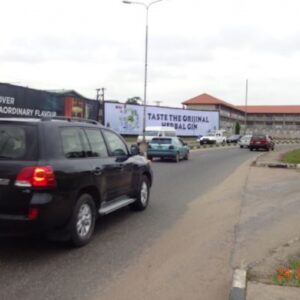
[0,118,153,237]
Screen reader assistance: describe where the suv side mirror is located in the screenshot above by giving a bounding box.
[130,144,140,156]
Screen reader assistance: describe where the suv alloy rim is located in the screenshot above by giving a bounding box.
[76,203,92,238]
[140,182,148,206]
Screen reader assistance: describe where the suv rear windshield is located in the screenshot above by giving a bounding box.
[150,138,172,144]
[0,124,38,160]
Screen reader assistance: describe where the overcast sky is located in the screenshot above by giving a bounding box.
[1,0,300,107]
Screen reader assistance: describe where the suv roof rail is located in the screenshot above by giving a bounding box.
[41,116,101,125]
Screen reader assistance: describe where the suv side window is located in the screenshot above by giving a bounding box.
[102,129,128,157]
[60,127,86,158]
[84,128,108,157]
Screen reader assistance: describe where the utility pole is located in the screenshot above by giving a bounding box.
[96,87,105,124]
[244,79,248,134]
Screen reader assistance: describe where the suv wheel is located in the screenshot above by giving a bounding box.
[69,194,96,247]
[130,176,150,211]
[184,151,189,160]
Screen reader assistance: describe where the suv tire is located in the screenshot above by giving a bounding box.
[68,194,96,247]
[130,176,150,211]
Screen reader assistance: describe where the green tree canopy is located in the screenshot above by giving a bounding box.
[235,121,241,134]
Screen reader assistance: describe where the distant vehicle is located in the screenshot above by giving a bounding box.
[227,134,242,144]
[199,130,226,145]
[0,117,153,247]
[137,126,176,145]
[147,137,190,162]
[196,134,203,142]
[238,135,252,148]
[249,134,275,151]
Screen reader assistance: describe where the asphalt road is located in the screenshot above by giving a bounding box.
[0,147,258,300]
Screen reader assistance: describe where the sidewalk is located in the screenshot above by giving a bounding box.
[232,145,300,300]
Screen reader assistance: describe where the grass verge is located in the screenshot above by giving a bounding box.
[282,149,300,164]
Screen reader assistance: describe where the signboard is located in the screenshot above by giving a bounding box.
[104,102,219,136]
[0,83,99,120]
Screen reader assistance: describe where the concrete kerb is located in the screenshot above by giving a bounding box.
[251,146,300,169]
[256,162,300,169]
[189,143,238,151]
[229,269,247,300]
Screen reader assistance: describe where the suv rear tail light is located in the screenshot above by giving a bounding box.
[28,207,40,220]
[15,166,56,188]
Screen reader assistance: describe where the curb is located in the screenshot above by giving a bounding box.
[229,269,247,300]
[256,162,300,169]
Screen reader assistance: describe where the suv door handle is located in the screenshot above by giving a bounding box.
[93,167,103,176]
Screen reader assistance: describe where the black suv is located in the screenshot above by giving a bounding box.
[0,118,152,246]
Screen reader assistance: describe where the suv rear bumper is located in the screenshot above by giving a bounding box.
[249,145,269,150]
[0,193,71,236]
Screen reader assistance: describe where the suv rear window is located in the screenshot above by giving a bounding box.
[151,138,172,144]
[0,124,37,160]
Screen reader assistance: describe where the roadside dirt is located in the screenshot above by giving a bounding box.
[233,167,300,269]
[96,161,251,300]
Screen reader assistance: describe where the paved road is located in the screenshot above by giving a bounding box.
[0,147,258,300]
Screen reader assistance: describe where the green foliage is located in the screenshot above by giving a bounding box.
[282,149,300,164]
[235,121,241,134]
[272,260,300,287]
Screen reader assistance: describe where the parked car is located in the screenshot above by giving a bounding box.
[147,137,190,162]
[0,117,153,247]
[199,130,227,145]
[226,134,242,144]
[238,135,252,148]
[137,126,176,145]
[249,134,275,151]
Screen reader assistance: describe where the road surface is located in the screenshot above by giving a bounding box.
[0,147,258,300]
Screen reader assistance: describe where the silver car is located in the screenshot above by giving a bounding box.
[238,135,252,148]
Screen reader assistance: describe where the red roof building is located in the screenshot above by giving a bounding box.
[182,93,300,137]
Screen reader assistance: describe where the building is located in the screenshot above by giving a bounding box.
[0,83,100,121]
[182,93,300,138]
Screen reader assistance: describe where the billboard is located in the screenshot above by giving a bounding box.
[104,102,219,136]
[0,83,99,120]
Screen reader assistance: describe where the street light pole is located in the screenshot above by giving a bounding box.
[244,79,248,134]
[123,0,164,152]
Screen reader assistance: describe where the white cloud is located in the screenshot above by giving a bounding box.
[1,0,300,106]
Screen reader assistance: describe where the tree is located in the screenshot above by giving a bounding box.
[235,121,241,134]
[126,97,142,105]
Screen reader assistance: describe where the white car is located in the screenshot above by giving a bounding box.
[199,130,226,145]
[238,135,252,148]
[137,126,176,144]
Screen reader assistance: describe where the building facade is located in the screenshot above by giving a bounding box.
[182,93,300,138]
